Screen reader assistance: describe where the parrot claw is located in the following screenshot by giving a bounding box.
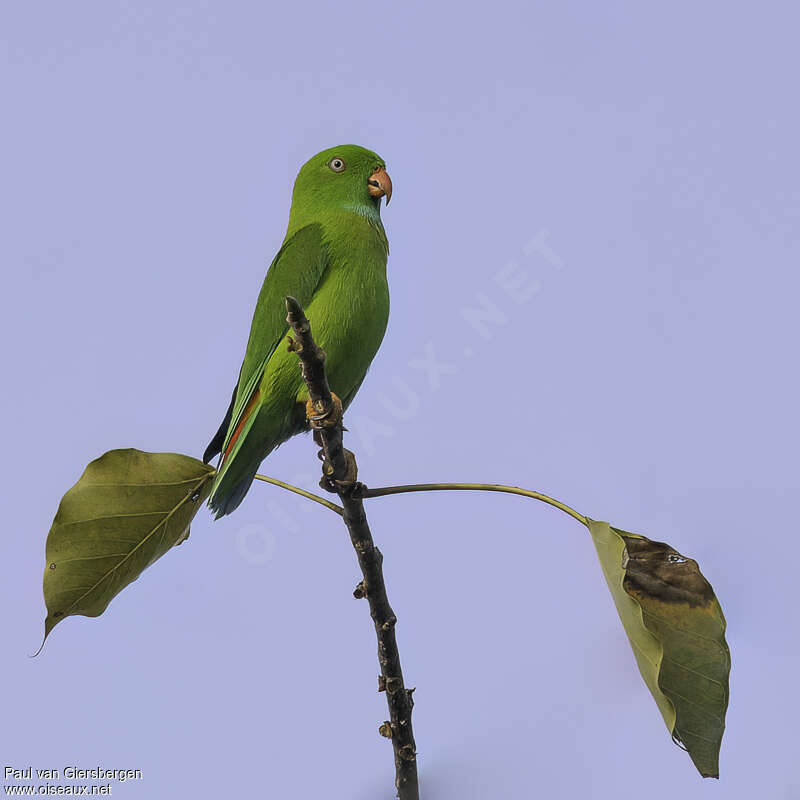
[318,449,360,494]
[306,393,343,428]
[337,449,359,487]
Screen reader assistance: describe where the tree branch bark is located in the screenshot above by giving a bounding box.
[285,296,419,800]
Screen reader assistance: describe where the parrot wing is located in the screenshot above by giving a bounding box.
[202,384,236,464]
[204,223,328,466]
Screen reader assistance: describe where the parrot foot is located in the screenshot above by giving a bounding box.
[306,393,343,428]
[318,448,362,495]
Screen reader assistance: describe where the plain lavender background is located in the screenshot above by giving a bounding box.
[2,2,798,798]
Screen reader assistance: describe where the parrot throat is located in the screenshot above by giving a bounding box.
[340,200,382,225]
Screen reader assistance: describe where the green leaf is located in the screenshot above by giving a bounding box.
[41,449,215,646]
[587,519,730,778]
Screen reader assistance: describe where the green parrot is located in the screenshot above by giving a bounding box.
[203,144,392,517]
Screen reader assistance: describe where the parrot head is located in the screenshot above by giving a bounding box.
[290,144,392,221]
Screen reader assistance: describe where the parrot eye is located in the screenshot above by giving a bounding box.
[328,157,346,173]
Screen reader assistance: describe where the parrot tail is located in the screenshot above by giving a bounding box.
[208,468,258,519]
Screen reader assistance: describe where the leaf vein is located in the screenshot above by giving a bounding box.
[660,686,724,722]
[53,553,132,565]
[81,476,209,488]
[642,610,728,651]
[57,511,171,526]
[661,654,727,690]
[58,475,208,617]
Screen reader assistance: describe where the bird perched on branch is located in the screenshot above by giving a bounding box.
[204,144,392,517]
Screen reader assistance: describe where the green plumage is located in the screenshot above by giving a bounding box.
[205,145,391,517]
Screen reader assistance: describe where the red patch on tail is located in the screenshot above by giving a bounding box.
[222,390,260,463]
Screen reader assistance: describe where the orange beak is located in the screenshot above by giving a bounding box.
[368,167,392,205]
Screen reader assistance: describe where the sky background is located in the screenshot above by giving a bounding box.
[2,2,798,798]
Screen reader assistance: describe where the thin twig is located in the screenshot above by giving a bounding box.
[253,473,343,515]
[360,482,587,526]
[285,296,419,800]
